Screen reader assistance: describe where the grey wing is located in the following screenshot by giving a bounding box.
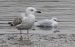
[36,20,52,28]
[13,17,22,26]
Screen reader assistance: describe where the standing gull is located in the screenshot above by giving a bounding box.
[34,17,59,33]
[8,7,41,40]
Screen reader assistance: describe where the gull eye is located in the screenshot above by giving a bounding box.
[54,19,57,21]
[30,9,34,11]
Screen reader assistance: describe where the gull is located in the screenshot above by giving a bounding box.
[8,7,41,40]
[34,17,59,33]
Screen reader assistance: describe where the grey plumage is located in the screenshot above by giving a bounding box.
[35,19,53,30]
[8,17,22,26]
[34,17,59,31]
[8,7,41,40]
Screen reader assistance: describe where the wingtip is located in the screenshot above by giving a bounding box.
[8,22,11,24]
[8,22,14,26]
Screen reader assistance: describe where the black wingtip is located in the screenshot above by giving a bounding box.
[8,22,11,24]
[8,22,14,26]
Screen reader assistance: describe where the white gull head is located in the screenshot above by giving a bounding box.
[51,17,58,22]
[26,7,41,15]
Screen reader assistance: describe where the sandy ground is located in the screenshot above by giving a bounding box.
[0,32,75,47]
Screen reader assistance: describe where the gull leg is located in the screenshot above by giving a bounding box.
[27,30,29,40]
[19,30,23,41]
[26,29,32,45]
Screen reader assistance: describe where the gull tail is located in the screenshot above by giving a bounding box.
[8,22,14,26]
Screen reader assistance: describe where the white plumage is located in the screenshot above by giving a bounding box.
[34,17,59,32]
[8,7,41,40]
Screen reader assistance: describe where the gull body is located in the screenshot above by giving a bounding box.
[8,7,41,40]
[34,17,59,32]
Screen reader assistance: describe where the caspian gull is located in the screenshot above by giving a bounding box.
[8,7,41,40]
[34,17,59,33]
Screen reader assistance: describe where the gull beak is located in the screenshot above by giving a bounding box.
[36,11,41,13]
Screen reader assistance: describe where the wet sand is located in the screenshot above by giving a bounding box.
[0,33,75,47]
